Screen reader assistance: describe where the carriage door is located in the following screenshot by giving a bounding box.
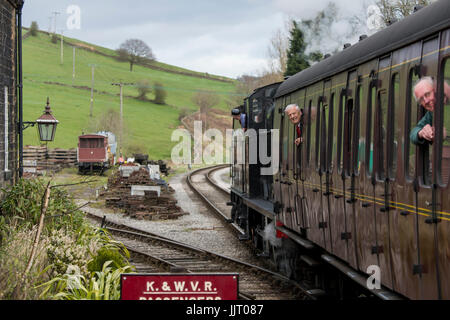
[414,35,441,299]
[276,96,291,228]
[436,33,450,300]
[342,70,359,269]
[321,80,332,251]
[373,55,394,289]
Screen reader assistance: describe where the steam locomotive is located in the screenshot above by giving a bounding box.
[229,0,450,300]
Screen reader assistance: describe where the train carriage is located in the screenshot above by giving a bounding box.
[77,133,114,174]
[230,0,450,299]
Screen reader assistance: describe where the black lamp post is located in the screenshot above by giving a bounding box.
[19,97,59,177]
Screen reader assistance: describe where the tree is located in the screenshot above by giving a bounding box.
[30,21,39,36]
[267,26,289,79]
[136,79,151,100]
[192,92,220,130]
[88,108,123,136]
[117,39,155,72]
[153,82,167,105]
[374,0,433,26]
[50,33,58,44]
[284,20,310,77]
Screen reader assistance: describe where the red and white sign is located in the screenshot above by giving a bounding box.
[121,273,239,300]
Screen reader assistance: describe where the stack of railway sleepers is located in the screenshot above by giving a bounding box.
[23,146,77,174]
[47,148,77,168]
[104,166,187,221]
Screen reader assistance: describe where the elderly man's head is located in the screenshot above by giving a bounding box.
[414,76,436,112]
[284,104,302,125]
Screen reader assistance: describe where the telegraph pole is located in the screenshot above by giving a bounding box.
[52,11,60,34]
[59,29,64,64]
[72,46,76,85]
[88,64,97,117]
[112,81,134,154]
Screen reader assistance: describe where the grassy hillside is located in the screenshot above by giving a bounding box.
[22,30,238,160]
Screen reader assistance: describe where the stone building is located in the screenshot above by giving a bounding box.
[0,0,24,189]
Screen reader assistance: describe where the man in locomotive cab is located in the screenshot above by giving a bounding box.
[410,76,450,145]
[284,104,303,146]
[231,105,247,131]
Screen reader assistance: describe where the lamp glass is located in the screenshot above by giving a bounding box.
[37,122,56,141]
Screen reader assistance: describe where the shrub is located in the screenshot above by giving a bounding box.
[136,79,151,100]
[0,178,85,234]
[87,247,127,273]
[51,33,58,44]
[46,228,93,278]
[154,82,167,104]
[30,21,39,36]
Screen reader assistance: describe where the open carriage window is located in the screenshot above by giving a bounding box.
[438,58,450,186]
[405,68,420,182]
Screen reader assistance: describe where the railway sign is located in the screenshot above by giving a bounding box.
[121,273,239,300]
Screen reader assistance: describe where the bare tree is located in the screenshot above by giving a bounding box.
[267,28,289,78]
[117,39,155,72]
[88,108,123,136]
[374,0,434,26]
[192,91,220,130]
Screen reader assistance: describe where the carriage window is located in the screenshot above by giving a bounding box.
[438,58,450,186]
[406,69,419,181]
[344,98,354,177]
[316,98,323,170]
[337,90,346,174]
[306,100,312,165]
[389,73,400,180]
[80,138,103,148]
[328,93,335,172]
[354,85,362,176]
[377,90,388,181]
[366,85,376,177]
[321,102,329,173]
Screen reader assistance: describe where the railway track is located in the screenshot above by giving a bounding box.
[185,165,245,237]
[87,213,307,300]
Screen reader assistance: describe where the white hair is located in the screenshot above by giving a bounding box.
[413,76,434,102]
[284,104,300,113]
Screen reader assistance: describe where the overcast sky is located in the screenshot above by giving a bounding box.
[22,0,373,79]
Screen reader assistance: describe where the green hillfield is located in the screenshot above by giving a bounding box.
[22,30,238,160]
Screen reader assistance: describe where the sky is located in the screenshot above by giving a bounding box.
[22,0,373,79]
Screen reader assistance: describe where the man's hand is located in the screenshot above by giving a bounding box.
[418,124,434,142]
[295,137,302,146]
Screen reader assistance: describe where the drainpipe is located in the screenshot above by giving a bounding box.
[16,1,24,178]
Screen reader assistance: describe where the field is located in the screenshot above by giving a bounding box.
[22,30,238,160]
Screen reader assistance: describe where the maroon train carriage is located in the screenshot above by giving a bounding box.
[77,134,113,174]
[229,1,450,300]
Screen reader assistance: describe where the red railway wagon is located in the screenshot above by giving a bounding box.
[77,134,113,174]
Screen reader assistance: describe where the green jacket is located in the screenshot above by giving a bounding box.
[410,111,433,145]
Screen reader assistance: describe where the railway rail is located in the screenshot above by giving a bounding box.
[86,213,309,300]
[186,165,244,237]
